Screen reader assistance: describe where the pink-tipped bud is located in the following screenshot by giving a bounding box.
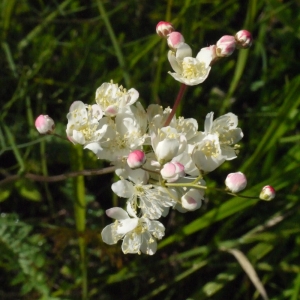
[225,172,247,193]
[181,189,203,211]
[235,30,253,49]
[35,115,55,134]
[127,150,146,169]
[156,21,175,38]
[167,31,185,50]
[216,35,236,57]
[259,185,275,201]
[160,161,185,182]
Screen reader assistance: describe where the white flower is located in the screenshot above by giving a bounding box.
[151,126,186,165]
[147,104,198,141]
[168,44,213,86]
[112,168,175,219]
[204,112,243,160]
[66,101,108,154]
[95,81,139,117]
[192,134,226,172]
[94,104,147,161]
[101,207,165,255]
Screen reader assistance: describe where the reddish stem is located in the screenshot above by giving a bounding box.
[164,83,187,127]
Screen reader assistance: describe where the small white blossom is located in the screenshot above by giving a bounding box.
[101,207,165,255]
[192,134,226,172]
[151,126,186,165]
[168,44,213,86]
[95,105,147,161]
[112,168,175,219]
[204,112,243,160]
[66,101,108,155]
[95,81,139,117]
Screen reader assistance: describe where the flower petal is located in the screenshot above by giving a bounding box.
[112,180,134,198]
[101,224,118,245]
[117,218,138,235]
[106,207,129,220]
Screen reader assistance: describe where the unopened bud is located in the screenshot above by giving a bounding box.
[167,31,185,50]
[235,30,253,49]
[156,21,175,38]
[181,189,203,211]
[161,161,185,182]
[127,150,146,169]
[259,185,275,201]
[35,115,55,134]
[216,35,236,57]
[225,172,247,193]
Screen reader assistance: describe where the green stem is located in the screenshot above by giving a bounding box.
[71,145,87,300]
[165,180,258,200]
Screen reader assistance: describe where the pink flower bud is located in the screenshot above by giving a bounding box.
[216,35,236,57]
[259,185,275,201]
[35,115,55,134]
[235,30,253,49]
[167,31,185,50]
[181,189,203,211]
[225,172,247,193]
[127,150,146,169]
[156,21,174,38]
[160,161,185,182]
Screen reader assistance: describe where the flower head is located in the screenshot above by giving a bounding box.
[168,44,213,86]
[112,168,175,219]
[95,81,139,117]
[101,207,165,255]
[66,101,107,156]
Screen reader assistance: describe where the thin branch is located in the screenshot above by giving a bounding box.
[0,166,116,186]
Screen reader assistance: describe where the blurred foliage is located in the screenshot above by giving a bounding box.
[0,0,300,299]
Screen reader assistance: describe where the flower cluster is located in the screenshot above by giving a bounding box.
[35,22,274,255]
[63,77,245,254]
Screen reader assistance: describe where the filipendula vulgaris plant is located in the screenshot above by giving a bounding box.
[35,22,275,255]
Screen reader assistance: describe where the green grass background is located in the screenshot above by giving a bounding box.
[0,0,300,299]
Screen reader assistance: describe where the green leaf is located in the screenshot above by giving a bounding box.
[15,179,42,201]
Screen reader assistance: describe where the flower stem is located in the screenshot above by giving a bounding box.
[165,181,258,200]
[71,144,88,300]
[164,83,187,126]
